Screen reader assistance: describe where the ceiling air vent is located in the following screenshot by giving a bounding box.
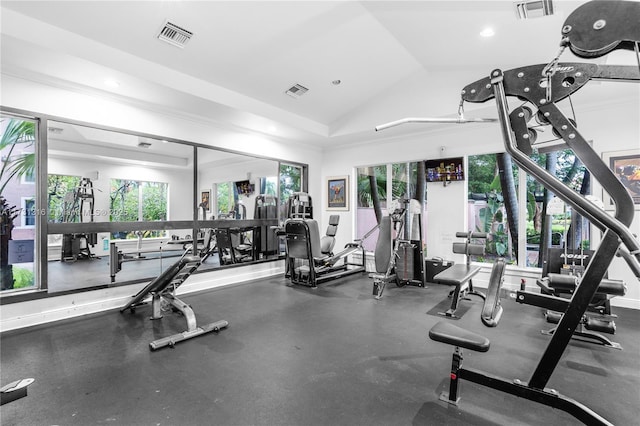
[285,84,309,98]
[157,21,193,48]
[514,0,554,19]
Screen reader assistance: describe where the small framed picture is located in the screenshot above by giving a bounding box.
[327,176,349,211]
[602,149,640,210]
[200,190,211,212]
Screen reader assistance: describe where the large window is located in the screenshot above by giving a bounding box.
[1,116,37,292]
[467,153,518,263]
[524,149,591,267]
[467,150,590,267]
[356,162,426,252]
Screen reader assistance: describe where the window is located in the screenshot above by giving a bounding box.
[21,198,35,227]
[47,174,82,222]
[1,115,37,292]
[21,168,35,184]
[467,153,518,263]
[110,178,168,239]
[279,163,302,204]
[215,181,233,218]
[525,149,590,267]
[356,162,426,252]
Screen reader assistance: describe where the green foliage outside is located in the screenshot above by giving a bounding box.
[12,266,34,289]
[48,174,82,222]
[217,182,231,215]
[357,162,421,208]
[109,179,167,239]
[279,164,302,203]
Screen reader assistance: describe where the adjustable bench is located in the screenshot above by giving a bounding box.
[433,232,487,318]
[121,230,228,350]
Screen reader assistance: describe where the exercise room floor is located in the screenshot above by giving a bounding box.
[2,273,639,425]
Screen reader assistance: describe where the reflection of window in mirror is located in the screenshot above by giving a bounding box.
[279,164,302,203]
[215,182,233,218]
[261,176,278,196]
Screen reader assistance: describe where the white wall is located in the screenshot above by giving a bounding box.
[321,92,640,309]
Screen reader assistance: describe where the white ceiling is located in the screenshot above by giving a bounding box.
[1,1,635,148]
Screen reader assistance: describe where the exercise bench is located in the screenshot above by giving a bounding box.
[120,229,228,350]
[433,231,487,318]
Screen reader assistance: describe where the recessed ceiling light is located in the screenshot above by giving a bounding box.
[480,27,495,37]
[104,78,120,88]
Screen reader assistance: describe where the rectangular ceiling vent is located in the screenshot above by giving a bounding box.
[285,83,309,98]
[514,0,554,19]
[157,21,193,48]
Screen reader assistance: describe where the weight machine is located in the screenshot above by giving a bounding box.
[378,1,640,424]
[371,198,426,299]
[61,177,97,262]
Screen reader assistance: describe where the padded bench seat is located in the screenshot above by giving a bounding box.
[538,273,627,297]
[434,264,481,285]
[429,321,490,352]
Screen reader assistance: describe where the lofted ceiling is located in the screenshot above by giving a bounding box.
[1,1,636,148]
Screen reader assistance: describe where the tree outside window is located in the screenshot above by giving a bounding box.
[109,179,168,239]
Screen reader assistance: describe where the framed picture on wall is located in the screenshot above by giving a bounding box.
[200,190,211,212]
[327,176,349,211]
[602,149,640,210]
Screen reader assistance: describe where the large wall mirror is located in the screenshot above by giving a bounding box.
[9,118,295,294]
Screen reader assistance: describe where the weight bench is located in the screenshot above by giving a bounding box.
[121,234,228,350]
[434,232,487,318]
[427,259,610,424]
[536,273,627,349]
[429,259,504,403]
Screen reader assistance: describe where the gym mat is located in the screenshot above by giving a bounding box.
[426,295,476,319]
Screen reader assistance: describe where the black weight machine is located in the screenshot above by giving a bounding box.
[61,177,97,262]
[532,247,627,349]
[284,218,366,288]
[120,229,228,350]
[371,198,426,299]
[377,2,640,424]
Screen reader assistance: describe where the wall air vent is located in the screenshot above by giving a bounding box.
[157,21,193,48]
[514,0,554,19]
[285,84,309,98]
